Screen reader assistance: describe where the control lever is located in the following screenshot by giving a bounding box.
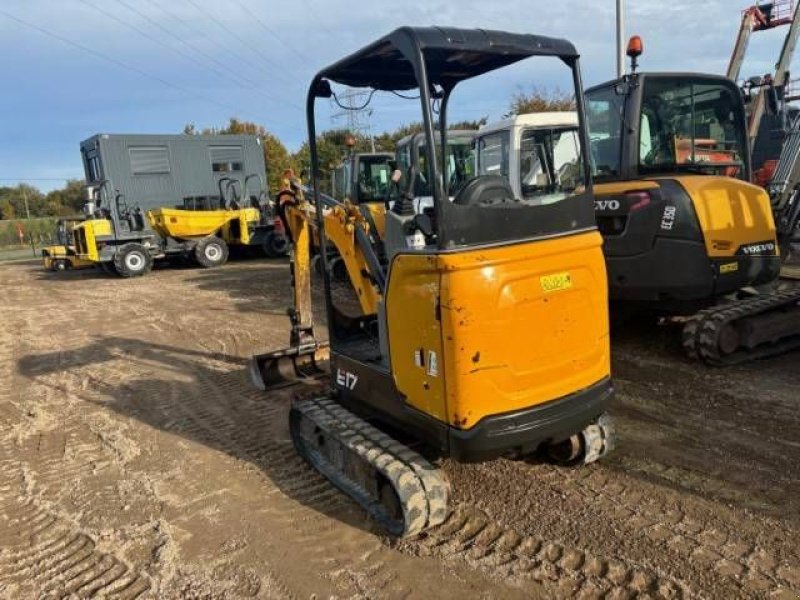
[392,166,417,217]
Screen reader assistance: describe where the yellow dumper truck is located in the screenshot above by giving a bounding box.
[72,134,287,277]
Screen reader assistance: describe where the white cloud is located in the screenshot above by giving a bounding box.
[0,0,798,182]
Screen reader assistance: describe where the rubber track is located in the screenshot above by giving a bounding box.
[682,288,800,365]
[290,396,448,537]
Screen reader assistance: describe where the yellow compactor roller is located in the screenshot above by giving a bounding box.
[251,27,615,536]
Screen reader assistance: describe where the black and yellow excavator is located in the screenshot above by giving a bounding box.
[585,37,800,365]
[251,26,615,536]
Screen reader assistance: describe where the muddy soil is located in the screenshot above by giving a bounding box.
[0,259,798,599]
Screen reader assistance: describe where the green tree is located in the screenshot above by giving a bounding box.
[293,129,373,194]
[0,197,15,220]
[505,87,575,117]
[45,180,85,215]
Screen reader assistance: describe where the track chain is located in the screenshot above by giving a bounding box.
[290,396,448,537]
[681,288,800,365]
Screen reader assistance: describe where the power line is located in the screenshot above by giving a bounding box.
[116,0,261,90]
[182,0,300,87]
[233,0,313,63]
[300,0,337,39]
[77,0,301,111]
[78,0,232,84]
[137,0,294,88]
[170,0,296,87]
[0,8,246,116]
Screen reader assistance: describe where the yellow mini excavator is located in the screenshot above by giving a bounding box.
[585,37,800,365]
[251,27,615,536]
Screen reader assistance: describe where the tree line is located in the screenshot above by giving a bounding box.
[0,88,574,221]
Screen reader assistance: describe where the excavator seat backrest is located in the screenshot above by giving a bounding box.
[453,175,516,206]
[132,209,146,232]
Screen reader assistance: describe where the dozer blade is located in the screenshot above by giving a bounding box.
[249,342,330,391]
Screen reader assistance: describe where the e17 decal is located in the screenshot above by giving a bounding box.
[336,368,358,390]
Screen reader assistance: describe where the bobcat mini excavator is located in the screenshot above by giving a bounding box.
[585,37,800,365]
[251,27,615,537]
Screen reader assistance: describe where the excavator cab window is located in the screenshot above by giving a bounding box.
[519,127,583,203]
[416,137,475,196]
[476,132,510,178]
[356,156,392,203]
[586,85,626,179]
[638,76,747,178]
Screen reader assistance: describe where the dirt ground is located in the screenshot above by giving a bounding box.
[0,259,798,599]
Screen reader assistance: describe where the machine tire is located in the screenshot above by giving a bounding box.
[54,259,69,272]
[195,236,228,268]
[262,231,289,258]
[114,243,153,278]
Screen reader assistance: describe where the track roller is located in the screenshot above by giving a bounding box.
[289,396,449,537]
[546,412,616,466]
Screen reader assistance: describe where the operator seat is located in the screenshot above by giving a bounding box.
[453,175,516,206]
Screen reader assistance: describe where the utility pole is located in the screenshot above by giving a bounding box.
[331,89,376,152]
[22,186,31,220]
[616,0,625,77]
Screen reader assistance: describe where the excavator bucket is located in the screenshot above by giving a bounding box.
[249,342,330,391]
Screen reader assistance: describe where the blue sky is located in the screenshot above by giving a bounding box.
[0,0,793,191]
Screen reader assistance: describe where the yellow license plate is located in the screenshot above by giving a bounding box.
[719,262,738,274]
[540,271,573,293]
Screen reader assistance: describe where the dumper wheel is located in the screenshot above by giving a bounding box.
[195,236,228,268]
[114,243,153,278]
[262,231,288,258]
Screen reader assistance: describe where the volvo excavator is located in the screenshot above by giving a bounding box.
[250,26,615,536]
[584,37,800,365]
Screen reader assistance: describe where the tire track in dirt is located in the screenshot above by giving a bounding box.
[91,346,493,599]
[425,456,800,599]
[165,360,690,598]
[0,278,151,600]
[98,343,795,599]
[0,435,151,599]
[9,261,799,599]
[130,365,399,597]
[404,503,689,600]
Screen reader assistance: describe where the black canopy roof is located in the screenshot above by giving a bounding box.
[315,26,579,91]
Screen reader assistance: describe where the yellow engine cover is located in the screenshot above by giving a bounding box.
[675,176,777,257]
[73,219,112,261]
[386,230,611,429]
[594,176,778,258]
